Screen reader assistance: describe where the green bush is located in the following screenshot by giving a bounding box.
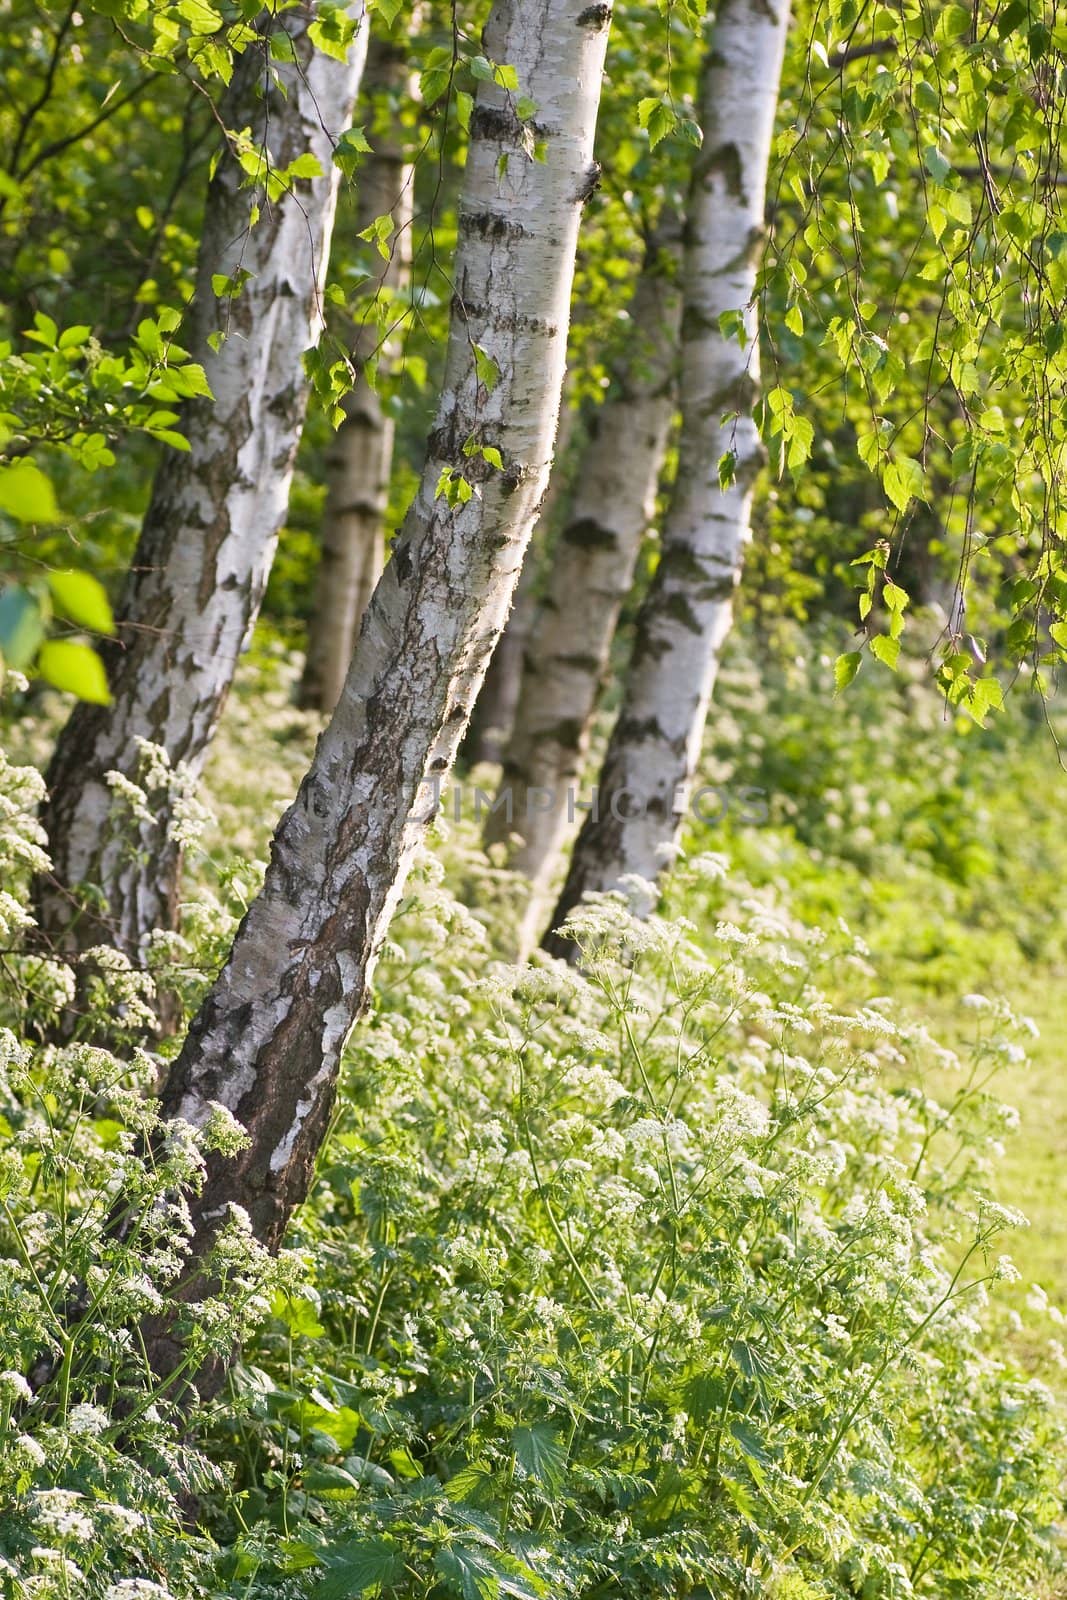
[0,721,1062,1597]
[223,852,1064,1598]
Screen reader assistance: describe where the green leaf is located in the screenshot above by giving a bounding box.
[58,324,92,350]
[309,4,360,61]
[47,571,115,635]
[937,3,972,39]
[338,125,372,157]
[271,1290,325,1337]
[870,634,900,669]
[0,585,45,669]
[513,1422,567,1498]
[303,1463,364,1498]
[882,455,925,512]
[474,345,500,391]
[37,640,111,703]
[0,460,60,524]
[309,1536,403,1599]
[434,1546,543,1600]
[641,98,675,151]
[834,651,862,693]
[965,677,1004,725]
[444,1460,496,1504]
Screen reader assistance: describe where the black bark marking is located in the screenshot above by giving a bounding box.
[562,514,619,551]
[460,209,533,242]
[393,541,413,583]
[577,3,612,26]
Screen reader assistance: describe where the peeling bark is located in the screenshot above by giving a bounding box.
[151,0,611,1370]
[299,24,421,713]
[38,3,369,963]
[544,0,790,955]
[484,217,683,938]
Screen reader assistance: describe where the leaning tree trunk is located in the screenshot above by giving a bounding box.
[484,214,683,929]
[37,3,369,962]
[299,21,420,713]
[459,396,578,768]
[149,0,611,1379]
[544,0,790,955]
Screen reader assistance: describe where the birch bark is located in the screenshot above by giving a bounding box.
[544,0,790,954]
[154,0,611,1301]
[299,26,419,713]
[38,3,369,961]
[459,398,577,768]
[484,216,682,921]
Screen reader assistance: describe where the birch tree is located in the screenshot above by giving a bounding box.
[459,397,577,767]
[545,0,790,953]
[37,3,369,961]
[484,214,682,933]
[299,23,420,713]
[149,0,611,1358]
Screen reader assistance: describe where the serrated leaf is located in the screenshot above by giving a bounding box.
[309,1536,404,1599]
[870,634,900,668]
[965,676,1004,725]
[513,1422,567,1498]
[434,1545,543,1600]
[444,1459,496,1504]
[37,640,111,703]
[834,651,862,693]
[474,345,500,391]
[47,571,115,635]
[882,455,926,512]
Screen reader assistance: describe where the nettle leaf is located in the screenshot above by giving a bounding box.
[47,571,115,635]
[434,1545,543,1600]
[309,1535,404,1599]
[0,459,60,524]
[444,1459,496,1504]
[834,651,862,693]
[37,640,111,704]
[512,1422,567,1498]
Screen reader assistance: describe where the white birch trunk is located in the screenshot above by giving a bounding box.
[459,398,579,769]
[299,26,419,713]
[545,0,790,952]
[39,3,368,961]
[153,0,611,1308]
[484,216,682,934]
